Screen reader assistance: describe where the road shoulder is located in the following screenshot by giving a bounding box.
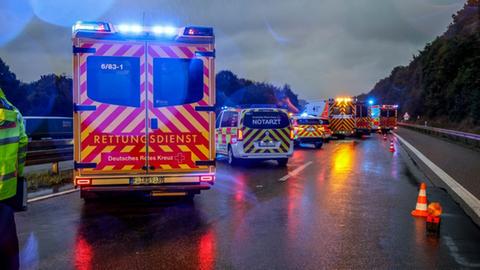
[394,132,480,226]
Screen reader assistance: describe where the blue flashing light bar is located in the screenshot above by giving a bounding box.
[152,25,177,36]
[73,21,110,32]
[368,99,374,105]
[117,24,143,34]
[301,112,308,117]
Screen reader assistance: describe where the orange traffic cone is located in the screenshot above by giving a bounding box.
[412,183,428,217]
[389,140,395,152]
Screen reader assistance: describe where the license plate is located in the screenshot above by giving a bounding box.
[307,127,315,132]
[259,141,276,147]
[133,176,163,185]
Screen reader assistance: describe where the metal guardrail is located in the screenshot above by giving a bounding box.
[398,122,480,149]
[26,139,73,166]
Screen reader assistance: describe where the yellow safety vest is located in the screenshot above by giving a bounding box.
[0,88,27,201]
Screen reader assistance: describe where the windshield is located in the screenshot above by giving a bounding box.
[243,111,289,129]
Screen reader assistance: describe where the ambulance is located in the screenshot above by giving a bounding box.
[72,21,216,200]
[291,114,325,148]
[216,107,293,166]
[328,97,355,138]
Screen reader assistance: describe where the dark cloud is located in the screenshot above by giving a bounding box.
[0,0,464,98]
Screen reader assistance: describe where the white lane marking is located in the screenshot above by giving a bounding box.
[278,161,313,182]
[394,133,480,220]
[28,189,79,203]
[443,236,480,267]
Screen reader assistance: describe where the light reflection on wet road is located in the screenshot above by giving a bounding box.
[15,134,480,269]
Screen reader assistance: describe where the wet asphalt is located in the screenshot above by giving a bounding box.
[15,134,480,269]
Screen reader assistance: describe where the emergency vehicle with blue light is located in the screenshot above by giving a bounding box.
[328,97,355,139]
[291,114,325,148]
[379,105,398,133]
[72,21,216,200]
[216,107,294,166]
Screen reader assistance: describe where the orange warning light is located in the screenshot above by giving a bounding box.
[427,202,442,217]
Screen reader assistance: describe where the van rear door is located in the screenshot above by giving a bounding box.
[242,110,291,154]
[146,43,214,172]
[74,40,147,174]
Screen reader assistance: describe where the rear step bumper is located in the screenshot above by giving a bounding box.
[81,184,211,192]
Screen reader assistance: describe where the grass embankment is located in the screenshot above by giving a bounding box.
[25,170,73,192]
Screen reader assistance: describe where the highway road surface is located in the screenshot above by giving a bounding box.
[15,134,480,269]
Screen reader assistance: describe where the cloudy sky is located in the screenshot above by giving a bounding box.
[0,0,464,99]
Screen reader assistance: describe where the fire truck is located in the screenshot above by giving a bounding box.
[354,101,371,137]
[379,105,398,133]
[328,97,355,139]
[72,21,216,200]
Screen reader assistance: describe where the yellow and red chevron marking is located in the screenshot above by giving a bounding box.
[329,118,355,133]
[217,127,237,144]
[295,125,323,138]
[147,44,212,169]
[242,127,291,154]
[78,41,147,172]
[355,117,371,129]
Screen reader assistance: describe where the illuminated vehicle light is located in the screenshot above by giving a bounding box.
[200,175,215,182]
[290,129,295,139]
[73,21,110,32]
[183,27,214,36]
[152,25,177,36]
[76,178,91,186]
[130,25,143,33]
[117,24,143,33]
[301,112,308,117]
[237,129,244,141]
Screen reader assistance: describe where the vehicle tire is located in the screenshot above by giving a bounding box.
[228,145,239,166]
[277,158,288,167]
[6,177,28,212]
[314,142,323,149]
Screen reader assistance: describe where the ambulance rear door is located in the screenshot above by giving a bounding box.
[146,41,215,172]
[74,38,147,175]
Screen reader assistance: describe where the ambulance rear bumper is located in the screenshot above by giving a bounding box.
[231,142,294,159]
[81,184,211,192]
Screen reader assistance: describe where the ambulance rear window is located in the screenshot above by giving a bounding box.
[87,56,141,107]
[297,118,321,125]
[243,111,289,129]
[153,58,204,107]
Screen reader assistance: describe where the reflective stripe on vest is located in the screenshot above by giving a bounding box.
[0,172,16,182]
[0,136,19,145]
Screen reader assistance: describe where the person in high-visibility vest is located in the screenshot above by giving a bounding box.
[0,87,28,270]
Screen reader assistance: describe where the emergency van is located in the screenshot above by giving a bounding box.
[354,101,372,137]
[291,114,325,148]
[379,105,398,133]
[328,97,355,138]
[72,21,216,200]
[216,107,293,166]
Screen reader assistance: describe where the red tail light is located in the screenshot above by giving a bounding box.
[237,129,244,141]
[200,175,215,183]
[76,178,91,186]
